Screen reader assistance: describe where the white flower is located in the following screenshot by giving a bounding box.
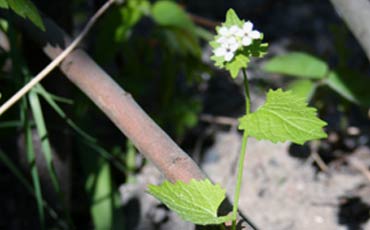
[236,21,261,46]
[214,38,240,61]
[216,26,232,44]
[214,35,240,61]
[218,26,230,36]
[229,25,241,35]
[214,46,235,61]
[213,22,261,62]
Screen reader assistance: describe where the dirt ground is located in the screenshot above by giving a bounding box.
[120,128,370,230]
[203,132,370,230]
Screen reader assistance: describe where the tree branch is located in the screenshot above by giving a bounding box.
[330,0,370,62]
[15,15,206,183]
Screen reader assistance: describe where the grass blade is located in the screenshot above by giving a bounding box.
[21,97,45,229]
[0,120,22,128]
[28,89,60,192]
[34,87,74,104]
[34,84,127,174]
[90,162,114,229]
[28,90,74,228]
[35,84,96,142]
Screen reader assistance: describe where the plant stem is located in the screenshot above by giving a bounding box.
[232,69,250,230]
[242,69,251,115]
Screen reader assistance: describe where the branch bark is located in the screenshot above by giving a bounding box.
[16,16,205,183]
[330,0,370,62]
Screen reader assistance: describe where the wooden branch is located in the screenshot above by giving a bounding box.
[330,0,370,62]
[16,16,205,183]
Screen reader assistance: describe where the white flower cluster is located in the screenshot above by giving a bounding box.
[214,21,261,62]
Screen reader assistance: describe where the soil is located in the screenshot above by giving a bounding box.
[203,132,370,230]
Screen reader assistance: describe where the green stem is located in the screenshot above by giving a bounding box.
[232,69,250,230]
[242,68,251,115]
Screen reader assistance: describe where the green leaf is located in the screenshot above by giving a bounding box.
[225,54,249,78]
[29,90,60,192]
[148,179,232,225]
[224,8,243,27]
[263,52,328,79]
[95,0,148,62]
[327,69,370,107]
[151,1,194,31]
[239,89,327,144]
[90,163,113,230]
[0,0,8,9]
[248,36,268,58]
[7,0,45,31]
[287,79,316,101]
[20,96,45,230]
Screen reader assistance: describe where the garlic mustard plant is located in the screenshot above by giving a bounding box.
[149,9,327,230]
[210,9,268,78]
[214,21,261,62]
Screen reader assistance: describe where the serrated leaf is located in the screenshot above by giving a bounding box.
[7,0,45,31]
[225,54,249,78]
[327,69,370,107]
[148,179,232,225]
[239,89,327,144]
[224,9,243,27]
[263,52,328,79]
[248,36,268,58]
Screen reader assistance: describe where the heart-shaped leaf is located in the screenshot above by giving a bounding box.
[239,89,327,144]
[148,179,232,225]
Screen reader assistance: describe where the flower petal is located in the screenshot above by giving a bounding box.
[229,41,240,52]
[250,30,261,39]
[214,47,226,56]
[216,36,227,44]
[224,51,234,61]
[243,21,253,33]
[242,37,252,46]
[229,25,241,35]
[218,27,229,36]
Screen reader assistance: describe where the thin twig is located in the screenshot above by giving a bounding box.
[311,152,329,173]
[347,157,370,183]
[0,0,117,116]
[188,13,220,29]
[310,141,330,173]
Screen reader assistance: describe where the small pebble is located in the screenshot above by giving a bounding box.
[347,126,360,136]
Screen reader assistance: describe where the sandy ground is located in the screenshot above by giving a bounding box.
[203,131,370,230]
